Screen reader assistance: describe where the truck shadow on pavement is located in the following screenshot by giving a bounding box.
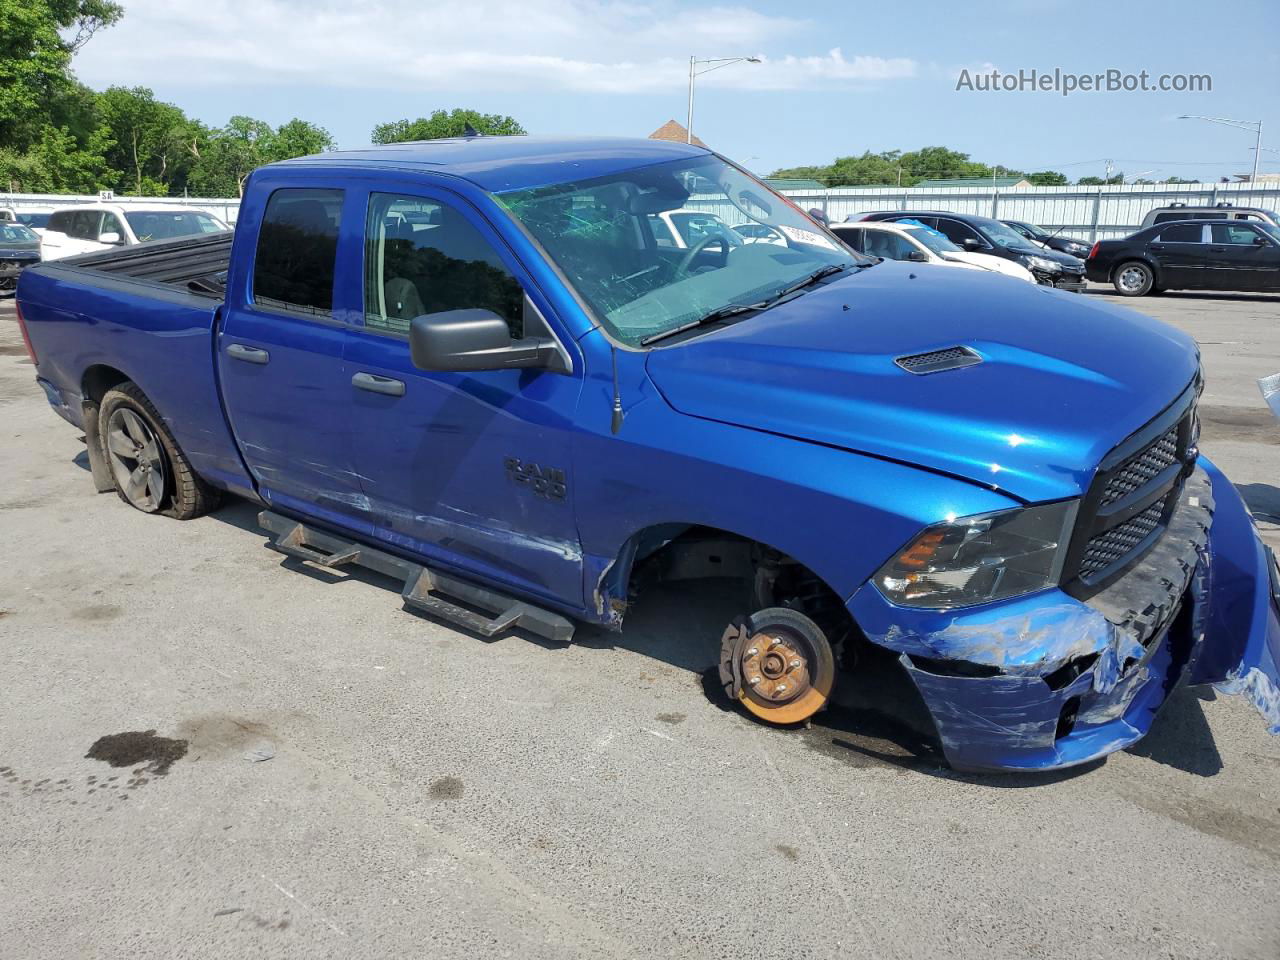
[100,482,1227,787]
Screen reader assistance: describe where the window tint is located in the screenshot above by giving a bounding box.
[1157,224,1202,243]
[48,211,73,234]
[1212,223,1260,245]
[364,193,523,339]
[254,188,343,315]
[934,218,983,247]
[1153,212,1181,224]
[832,227,863,253]
[70,210,102,240]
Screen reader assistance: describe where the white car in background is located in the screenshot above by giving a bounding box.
[830,220,1036,282]
[40,204,229,261]
[649,209,746,251]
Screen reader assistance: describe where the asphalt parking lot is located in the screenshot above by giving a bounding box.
[2,286,1279,960]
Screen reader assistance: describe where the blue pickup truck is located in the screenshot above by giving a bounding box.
[15,136,1280,771]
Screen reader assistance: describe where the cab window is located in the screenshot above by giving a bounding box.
[253,188,344,315]
[363,193,523,339]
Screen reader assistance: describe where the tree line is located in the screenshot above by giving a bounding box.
[769,147,1201,187]
[0,1,526,197]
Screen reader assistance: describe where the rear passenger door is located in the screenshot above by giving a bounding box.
[342,187,585,609]
[1147,223,1206,289]
[217,184,369,526]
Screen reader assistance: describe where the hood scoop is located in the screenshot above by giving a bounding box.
[894,346,982,375]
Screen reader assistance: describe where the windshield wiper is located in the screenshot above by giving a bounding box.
[770,263,856,300]
[639,263,858,347]
[640,302,764,346]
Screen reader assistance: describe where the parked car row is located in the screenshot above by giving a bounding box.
[844,210,1088,291]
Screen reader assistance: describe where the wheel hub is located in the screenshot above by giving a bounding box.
[740,632,809,703]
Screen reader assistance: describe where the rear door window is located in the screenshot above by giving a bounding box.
[253,188,344,315]
[47,211,74,234]
[1157,224,1204,243]
[363,193,524,339]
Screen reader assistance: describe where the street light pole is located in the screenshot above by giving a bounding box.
[686,55,762,144]
[1178,115,1264,182]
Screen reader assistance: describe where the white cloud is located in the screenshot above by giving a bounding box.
[72,0,916,94]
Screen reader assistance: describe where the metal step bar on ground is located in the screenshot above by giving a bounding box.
[259,511,575,644]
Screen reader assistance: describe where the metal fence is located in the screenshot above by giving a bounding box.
[768,181,1280,241]
[6,180,1280,241]
[0,192,242,225]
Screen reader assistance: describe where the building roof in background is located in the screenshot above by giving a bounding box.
[648,120,706,149]
[915,176,1031,189]
[762,177,827,191]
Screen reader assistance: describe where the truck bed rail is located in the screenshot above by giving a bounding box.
[62,232,233,297]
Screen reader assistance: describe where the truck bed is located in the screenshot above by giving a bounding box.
[62,232,233,297]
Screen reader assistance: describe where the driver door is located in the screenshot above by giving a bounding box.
[342,187,585,610]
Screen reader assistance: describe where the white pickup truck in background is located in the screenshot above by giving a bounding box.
[39,204,230,261]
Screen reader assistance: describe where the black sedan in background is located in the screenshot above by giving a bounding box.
[1001,219,1092,259]
[1085,219,1280,296]
[0,222,41,294]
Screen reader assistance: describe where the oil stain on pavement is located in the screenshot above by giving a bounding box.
[85,729,188,774]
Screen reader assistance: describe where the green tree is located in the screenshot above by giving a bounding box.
[188,116,334,197]
[371,109,525,144]
[263,118,335,163]
[1026,171,1068,186]
[97,86,204,195]
[0,0,122,150]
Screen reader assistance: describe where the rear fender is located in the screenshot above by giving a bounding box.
[1191,458,1280,734]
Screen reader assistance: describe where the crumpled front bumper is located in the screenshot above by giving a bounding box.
[849,460,1279,772]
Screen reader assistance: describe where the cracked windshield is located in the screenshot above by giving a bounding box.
[497,155,858,346]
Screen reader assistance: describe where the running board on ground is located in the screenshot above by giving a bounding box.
[259,511,575,644]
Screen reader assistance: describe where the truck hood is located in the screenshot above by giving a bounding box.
[644,261,1199,503]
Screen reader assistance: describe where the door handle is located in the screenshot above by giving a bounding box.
[227,343,270,364]
[1208,246,1227,252]
[1149,244,1165,251]
[352,372,405,397]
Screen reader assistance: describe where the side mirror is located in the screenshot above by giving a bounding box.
[906,250,928,262]
[99,231,122,245]
[409,308,567,374]
[1255,235,1271,246]
[962,237,983,250]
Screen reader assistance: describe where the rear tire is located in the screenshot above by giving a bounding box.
[99,382,219,519]
[1113,260,1154,297]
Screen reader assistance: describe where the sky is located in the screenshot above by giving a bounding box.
[71,0,1280,183]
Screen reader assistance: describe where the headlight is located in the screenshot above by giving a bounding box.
[874,501,1078,609]
[1025,255,1061,274]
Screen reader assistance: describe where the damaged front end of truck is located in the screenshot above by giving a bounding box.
[848,393,1280,771]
